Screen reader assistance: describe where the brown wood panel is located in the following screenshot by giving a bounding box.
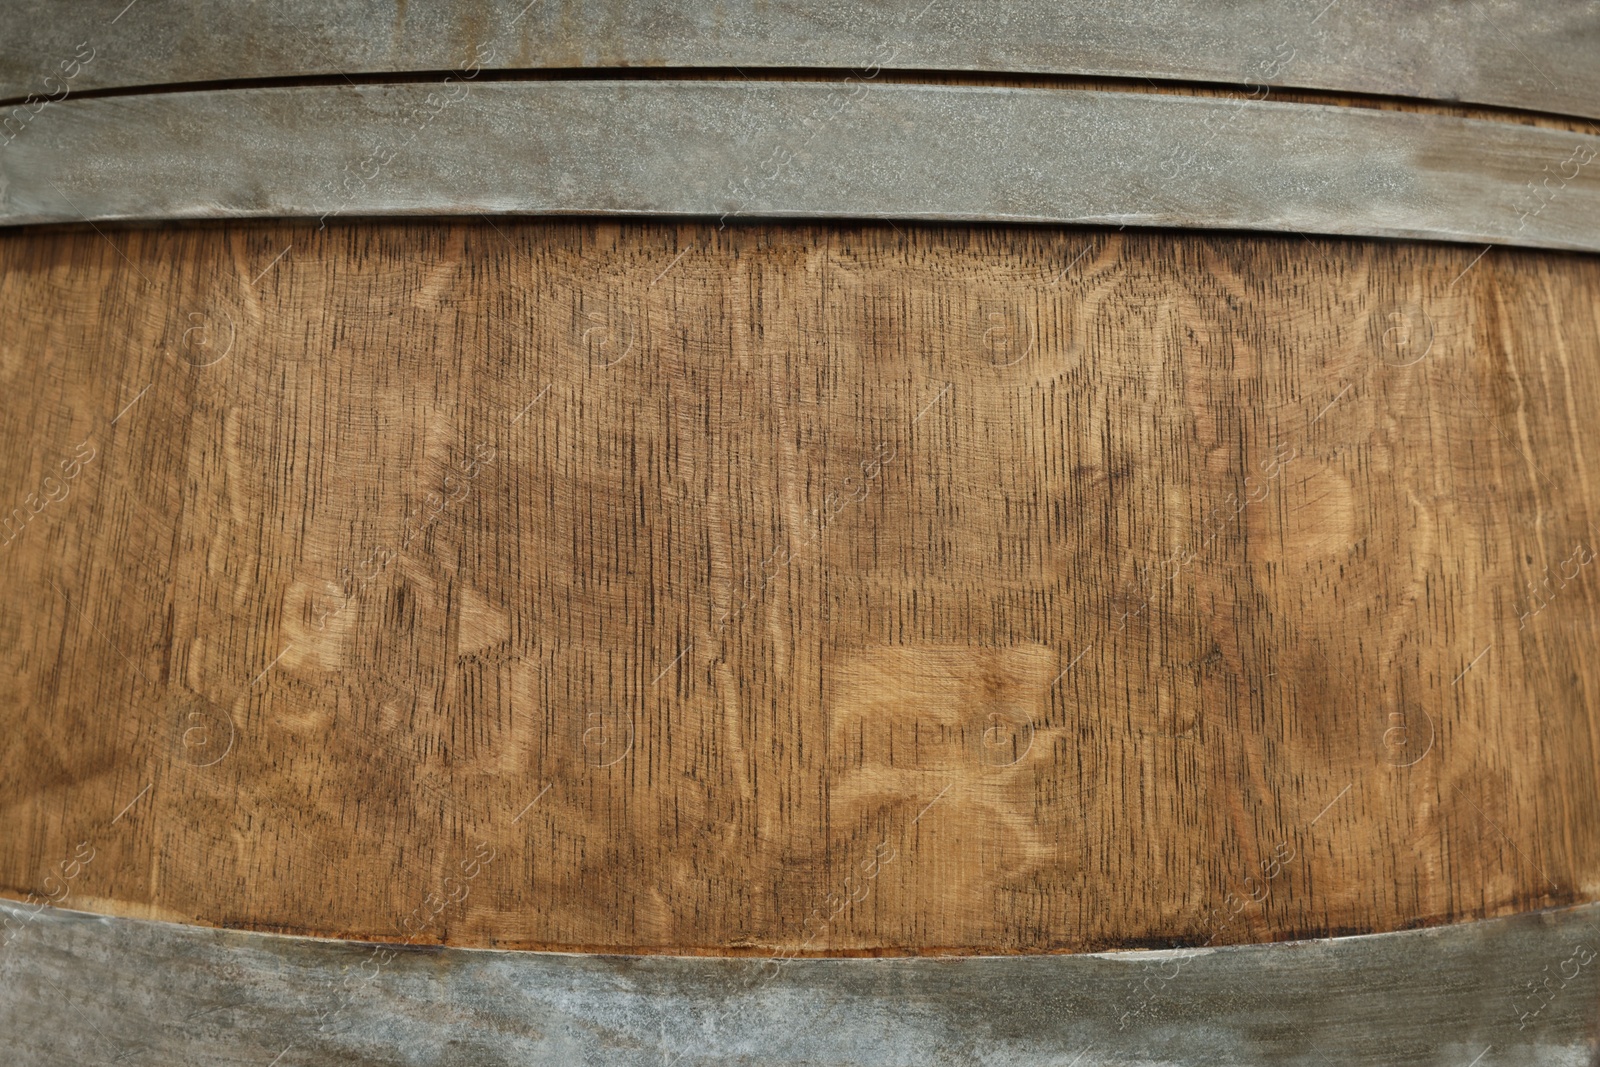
[0,219,1596,955]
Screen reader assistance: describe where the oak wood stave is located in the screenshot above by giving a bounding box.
[0,219,1595,955]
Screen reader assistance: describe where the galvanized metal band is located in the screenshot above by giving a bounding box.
[2,81,1599,251]
[2,0,1600,122]
[2,900,1598,1065]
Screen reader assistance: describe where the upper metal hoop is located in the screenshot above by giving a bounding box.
[2,0,1599,120]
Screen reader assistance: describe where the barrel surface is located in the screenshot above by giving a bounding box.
[1,219,1596,957]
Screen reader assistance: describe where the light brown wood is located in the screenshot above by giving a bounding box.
[0,219,1596,956]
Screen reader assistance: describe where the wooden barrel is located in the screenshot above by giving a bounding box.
[2,3,1599,1063]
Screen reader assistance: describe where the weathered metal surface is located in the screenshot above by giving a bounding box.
[1,0,1599,121]
[1,900,1597,1065]
[2,81,1599,249]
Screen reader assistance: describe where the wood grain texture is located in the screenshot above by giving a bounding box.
[0,219,1597,956]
